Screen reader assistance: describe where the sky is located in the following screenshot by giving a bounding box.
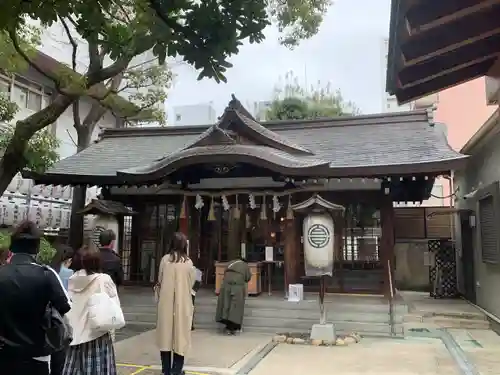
[165,0,393,119]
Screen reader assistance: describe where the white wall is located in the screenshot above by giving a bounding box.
[172,103,216,126]
[53,98,116,159]
[0,70,109,229]
[380,38,413,113]
[40,22,167,117]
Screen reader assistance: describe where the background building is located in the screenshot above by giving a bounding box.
[380,38,413,113]
[172,103,217,126]
[0,51,128,229]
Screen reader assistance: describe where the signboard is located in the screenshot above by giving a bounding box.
[265,246,274,262]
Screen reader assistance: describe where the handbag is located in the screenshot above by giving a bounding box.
[87,275,126,332]
[41,302,73,354]
[38,264,73,355]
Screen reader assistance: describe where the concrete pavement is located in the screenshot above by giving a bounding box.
[250,338,462,375]
[115,329,272,375]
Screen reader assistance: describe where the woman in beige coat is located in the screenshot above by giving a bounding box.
[155,232,195,375]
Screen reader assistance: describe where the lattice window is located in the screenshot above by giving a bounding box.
[479,195,498,263]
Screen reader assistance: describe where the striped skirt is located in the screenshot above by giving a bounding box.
[62,333,117,375]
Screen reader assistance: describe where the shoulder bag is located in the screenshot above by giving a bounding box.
[87,275,126,332]
[35,264,73,355]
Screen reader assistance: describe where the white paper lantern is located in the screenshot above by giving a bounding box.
[7,174,21,193]
[12,203,28,226]
[17,178,32,195]
[61,186,73,200]
[51,185,62,199]
[61,209,71,228]
[302,213,334,276]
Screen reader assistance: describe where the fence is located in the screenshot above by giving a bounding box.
[394,207,453,240]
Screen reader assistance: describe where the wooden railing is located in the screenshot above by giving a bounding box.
[388,259,396,337]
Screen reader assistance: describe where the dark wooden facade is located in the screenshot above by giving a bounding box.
[386,0,500,104]
[24,97,468,296]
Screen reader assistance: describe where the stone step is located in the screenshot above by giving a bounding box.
[121,320,404,337]
[425,316,490,330]
[123,298,408,315]
[124,310,403,325]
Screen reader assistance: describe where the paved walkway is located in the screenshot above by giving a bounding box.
[114,327,500,375]
[115,329,272,375]
[251,338,461,375]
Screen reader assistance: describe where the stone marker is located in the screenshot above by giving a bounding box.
[310,323,336,343]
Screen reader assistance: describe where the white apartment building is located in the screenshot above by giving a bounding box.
[251,100,272,121]
[380,38,414,113]
[0,51,129,229]
[172,103,216,126]
[40,22,167,116]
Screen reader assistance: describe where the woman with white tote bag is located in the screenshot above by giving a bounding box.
[63,245,125,375]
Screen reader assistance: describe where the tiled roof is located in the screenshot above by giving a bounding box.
[24,109,467,185]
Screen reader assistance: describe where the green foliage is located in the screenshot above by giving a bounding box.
[113,64,172,124]
[0,26,40,73]
[0,94,18,123]
[268,0,332,48]
[37,238,57,264]
[0,229,56,264]
[2,0,330,83]
[266,71,360,121]
[0,124,60,173]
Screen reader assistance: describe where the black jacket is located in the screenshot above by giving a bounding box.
[100,247,124,287]
[0,253,71,358]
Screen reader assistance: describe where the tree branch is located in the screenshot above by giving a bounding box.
[16,94,75,138]
[7,29,61,89]
[59,17,78,71]
[85,37,154,87]
[88,40,102,74]
[72,101,82,129]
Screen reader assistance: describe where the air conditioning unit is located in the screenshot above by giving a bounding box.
[413,93,439,109]
[486,76,500,105]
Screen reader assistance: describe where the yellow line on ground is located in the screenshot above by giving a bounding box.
[118,363,209,375]
[129,366,150,375]
[118,363,150,368]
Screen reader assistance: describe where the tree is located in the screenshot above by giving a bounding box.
[266,71,360,121]
[64,29,172,249]
[0,0,332,199]
[0,95,60,174]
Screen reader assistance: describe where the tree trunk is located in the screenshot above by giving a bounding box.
[68,127,92,250]
[0,95,74,197]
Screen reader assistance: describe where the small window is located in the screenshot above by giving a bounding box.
[0,77,10,95]
[12,84,28,108]
[27,91,42,111]
[479,195,498,263]
[175,114,181,121]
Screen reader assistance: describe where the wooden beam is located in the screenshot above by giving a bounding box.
[401,3,500,66]
[405,28,500,67]
[399,34,500,85]
[400,53,497,89]
[408,0,500,35]
[394,59,494,104]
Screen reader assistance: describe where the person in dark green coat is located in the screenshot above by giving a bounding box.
[215,257,252,335]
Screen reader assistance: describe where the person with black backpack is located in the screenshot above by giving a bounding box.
[0,221,71,375]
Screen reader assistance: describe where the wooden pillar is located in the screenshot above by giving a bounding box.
[178,195,189,235]
[284,214,299,289]
[239,202,247,258]
[380,198,395,297]
[130,204,143,282]
[189,198,200,265]
[227,206,240,260]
